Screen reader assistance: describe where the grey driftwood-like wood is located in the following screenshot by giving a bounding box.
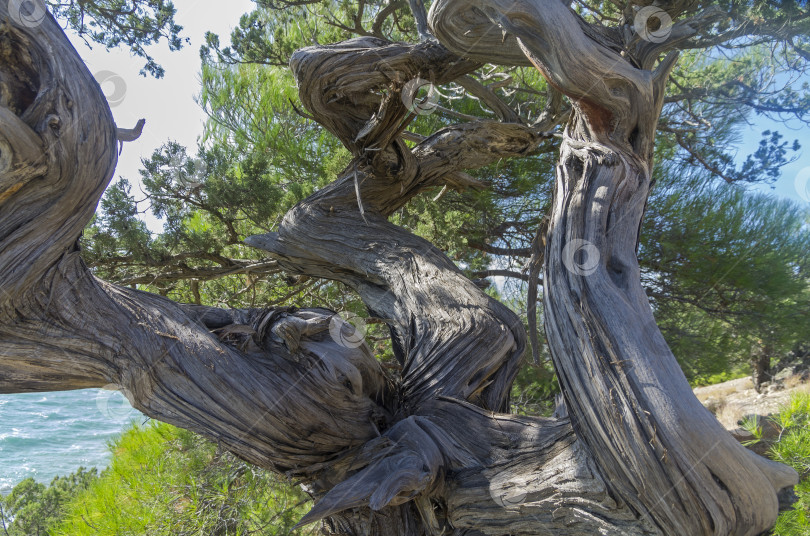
[0,1,798,535]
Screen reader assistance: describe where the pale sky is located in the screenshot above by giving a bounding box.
[64,1,809,235]
[65,0,255,233]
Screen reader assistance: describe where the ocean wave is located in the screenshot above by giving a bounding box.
[0,389,143,492]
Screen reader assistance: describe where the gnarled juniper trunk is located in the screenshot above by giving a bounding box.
[544,115,796,534]
[0,1,799,535]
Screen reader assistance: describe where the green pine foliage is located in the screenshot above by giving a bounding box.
[47,0,186,77]
[53,421,312,535]
[0,422,313,535]
[0,468,98,536]
[642,169,810,380]
[742,393,810,535]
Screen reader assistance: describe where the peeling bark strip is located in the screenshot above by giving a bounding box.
[0,3,798,536]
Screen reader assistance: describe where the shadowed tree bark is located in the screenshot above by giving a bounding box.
[0,1,800,535]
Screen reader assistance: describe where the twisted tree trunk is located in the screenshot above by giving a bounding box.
[0,2,797,536]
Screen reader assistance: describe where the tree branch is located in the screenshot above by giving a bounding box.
[467,240,532,257]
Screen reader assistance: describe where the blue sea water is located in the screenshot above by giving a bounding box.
[0,389,143,495]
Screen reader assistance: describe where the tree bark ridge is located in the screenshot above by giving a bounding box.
[431,1,798,534]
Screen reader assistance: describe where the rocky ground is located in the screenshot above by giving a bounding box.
[694,367,810,455]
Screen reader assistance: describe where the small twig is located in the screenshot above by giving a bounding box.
[289,99,316,121]
[115,118,145,154]
[527,219,547,366]
[457,75,521,123]
[353,163,369,224]
[0,503,11,536]
[432,184,448,202]
[115,118,145,142]
[81,512,98,530]
[401,131,426,143]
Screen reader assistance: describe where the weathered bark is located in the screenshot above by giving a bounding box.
[0,3,391,481]
[431,1,798,534]
[0,2,798,536]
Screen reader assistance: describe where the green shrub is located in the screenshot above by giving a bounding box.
[0,468,98,535]
[768,393,810,535]
[0,420,314,536]
[54,420,313,535]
